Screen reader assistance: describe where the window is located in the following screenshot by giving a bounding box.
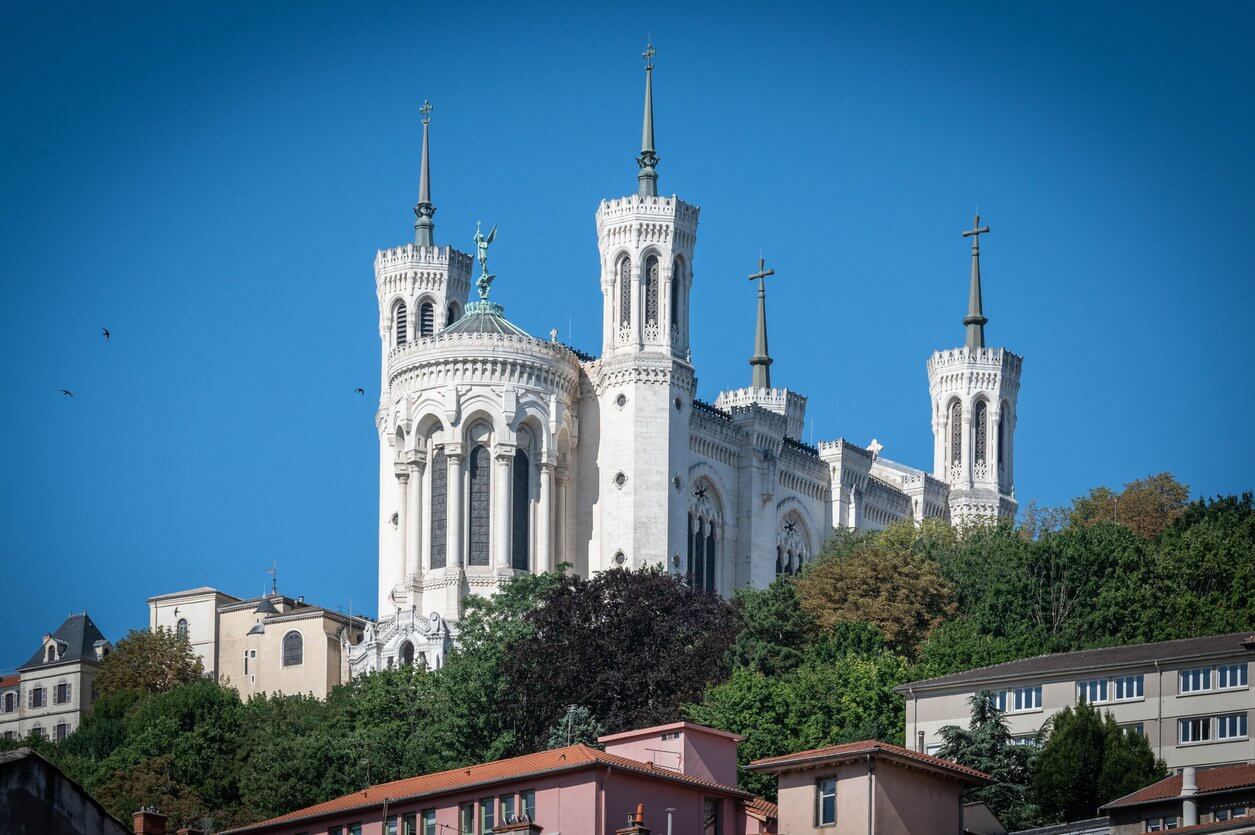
[1115,675,1144,700]
[1122,722,1146,737]
[1179,717,1211,744]
[1013,686,1042,712]
[499,794,516,823]
[467,444,491,566]
[176,618,189,638]
[1218,713,1247,739]
[419,301,435,337]
[1219,663,1248,689]
[686,510,718,593]
[402,814,416,835]
[1078,679,1109,704]
[1214,807,1248,822]
[511,447,530,571]
[1,731,14,740]
[31,726,45,739]
[520,790,535,821]
[243,650,250,676]
[1010,735,1037,746]
[429,446,447,569]
[400,641,414,667]
[46,645,55,662]
[660,731,680,740]
[703,797,721,835]
[29,687,45,708]
[282,631,303,666]
[618,257,631,329]
[328,828,343,835]
[4,692,15,712]
[480,797,495,834]
[1145,817,1179,831]
[421,810,436,835]
[949,401,962,466]
[973,400,988,465]
[816,777,836,825]
[644,254,659,329]
[385,818,398,835]
[347,825,362,835]
[446,303,459,327]
[925,744,943,756]
[988,691,1007,713]
[55,722,69,741]
[459,803,474,835]
[1180,667,1212,694]
[394,302,408,345]
[54,683,70,704]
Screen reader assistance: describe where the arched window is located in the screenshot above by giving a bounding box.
[686,513,718,593]
[176,619,188,639]
[949,400,963,467]
[429,446,448,569]
[618,257,632,329]
[400,641,414,666]
[446,303,459,327]
[419,301,435,337]
[281,631,303,667]
[644,254,660,329]
[511,447,530,570]
[394,302,408,346]
[973,400,988,466]
[467,445,491,566]
[671,256,683,331]
[46,646,55,662]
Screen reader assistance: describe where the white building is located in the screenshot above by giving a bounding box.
[352,51,1024,674]
[0,613,111,742]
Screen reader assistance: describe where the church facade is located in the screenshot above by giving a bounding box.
[349,53,1022,675]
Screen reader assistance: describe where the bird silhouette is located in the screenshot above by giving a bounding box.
[101,327,110,342]
[354,388,365,395]
[60,389,74,398]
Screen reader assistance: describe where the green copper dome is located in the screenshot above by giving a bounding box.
[439,300,532,338]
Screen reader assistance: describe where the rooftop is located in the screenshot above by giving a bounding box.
[18,613,109,672]
[747,739,990,785]
[598,720,744,744]
[1103,763,1255,810]
[439,300,532,338]
[901,632,1255,691]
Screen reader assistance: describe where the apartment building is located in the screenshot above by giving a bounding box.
[0,613,111,742]
[898,632,1255,771]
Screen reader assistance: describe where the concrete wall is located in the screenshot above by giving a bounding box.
[0,748,131,835]
[149,589,234,677]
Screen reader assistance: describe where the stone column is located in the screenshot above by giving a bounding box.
[537,460,555,573]
[393,462,410,578]
[990,409,1002,488]
[445,443,464,567]
[405,451,426,580]
[555,464,570,571]
[493,445,515,569]
[960,403,972,486]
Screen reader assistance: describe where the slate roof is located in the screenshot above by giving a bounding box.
[222,742,752,833]
[18,613,109,671]
[900,632,1255,691]
[746,739,991,785]
[1103,763,1255,810]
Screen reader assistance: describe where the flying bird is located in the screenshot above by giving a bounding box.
[60,389,74,398]
[101,327,110,342]
[354,388,365,395]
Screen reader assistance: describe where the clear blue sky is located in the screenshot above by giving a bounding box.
[1,1,1252,666]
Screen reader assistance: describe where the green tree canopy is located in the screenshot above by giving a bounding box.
[94,628,205,699]
[936,692,1040,830]
[1070,473,1190,539]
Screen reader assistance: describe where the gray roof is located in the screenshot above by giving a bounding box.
[439,300,532,338]
[902,632,1255,692]
[19,613,109,672]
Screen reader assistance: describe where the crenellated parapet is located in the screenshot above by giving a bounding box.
[715,386,807,440]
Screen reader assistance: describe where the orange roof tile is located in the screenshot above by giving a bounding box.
[1103,763,1255,809]
[0,675,20,689]
[747,740,990,784]
[224,743,752,833]
[744,796,779,822]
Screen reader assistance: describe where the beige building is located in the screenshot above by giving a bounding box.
[747,740,990,834]
[148,587,364,700]
[899,632,1255,771]
[0,613,112,742]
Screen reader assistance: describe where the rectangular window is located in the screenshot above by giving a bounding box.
[703,797,721,835]
[31,726,45,739]
[55,723,68,741]
[55,683,70,704]
[401,814,416,835]
[243,651,250,676]
[480,798,496,834]
[1010,735,1036,746]
[925,744,943,756]
[1179,717,1212,744]
[347,825,362,835]
[459,803,474,835]
[520,790,535,821]
[30,687,45,708]
[499,794,516,824]
[989,690,1007,712]
[1078,679,1109,704]
[421,810,436,835]
[1180,667,1212,694]
[385,817,398,835]
[1122,722,1145,737]
[1013,685,1042,711]
[817,777,837,825]
[1114,675,1144,700]
[1,731,14,740]
[328,828,343,835]
[1217,713,1248,739]
[660,731,681,740]
[1219,663,1248,689]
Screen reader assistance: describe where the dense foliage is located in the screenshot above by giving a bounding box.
[2,475,1249,832]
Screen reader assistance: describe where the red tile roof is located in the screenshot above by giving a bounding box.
[223,743,752,833]
[744,796,779,822]
[1104,764,1255,809]
[747,740,991,784]
[1155,819,1255,834]
[0,675,20,689]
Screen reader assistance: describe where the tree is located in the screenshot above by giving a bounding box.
[936,693,1040,830]
[545,705,605,749]
[499,567,739,750]
[797,542,956,654]
[94,628,205,699]
[727,578,817,676]
[1071,473,1190,539]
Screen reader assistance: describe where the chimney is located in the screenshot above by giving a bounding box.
[615,803,651,835]
[1181,767,1198,826]
[133,808,168,835]
[917,730,925,752]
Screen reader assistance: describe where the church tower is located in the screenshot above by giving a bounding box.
[375,102,473,614]
[927,215,1021,524]
[588,45,700,575]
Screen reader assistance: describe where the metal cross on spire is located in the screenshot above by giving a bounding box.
[962,213,990,349]
[414,99,437,246]
[266,561,278,596]
[419,99,433,125]
[748,256,777,389]
[637,42,659,197]
[643,42,656,69]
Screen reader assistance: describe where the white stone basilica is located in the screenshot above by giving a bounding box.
[348,55,1023,675]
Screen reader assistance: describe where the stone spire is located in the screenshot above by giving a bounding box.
[961,213,990,348]
[748,257,776,389]
[636,44,659,198]
[413,100,436,247]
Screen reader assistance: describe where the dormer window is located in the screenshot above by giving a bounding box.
[46,645,55,662]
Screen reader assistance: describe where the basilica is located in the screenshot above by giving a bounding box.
[348,52,1022,675]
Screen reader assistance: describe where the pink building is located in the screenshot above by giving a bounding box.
[223,722,776,835]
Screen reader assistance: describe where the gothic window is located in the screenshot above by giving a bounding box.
[644,254,660,328]
[467,445,491,566]
[618,257,631,328]
[949,400,963,466]
[686,512,718,593]
[419,301,435,337]
[429,446,447,569]
[400,641,414,666]
[282,631,303,666]
[974,400,988,465]
[671,256,682,330]
[394,301,408,345]
[511,448,530,571]
[446,303,459,327]
[176,618,188,638]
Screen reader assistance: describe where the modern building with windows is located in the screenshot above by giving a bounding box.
[898,632,1255,771]
[1102,763,1255,833]
[359,47,1024,674]
[147,587,365,701]
[0,613,111,742]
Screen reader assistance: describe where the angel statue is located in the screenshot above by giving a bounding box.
[473,221,498,299]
